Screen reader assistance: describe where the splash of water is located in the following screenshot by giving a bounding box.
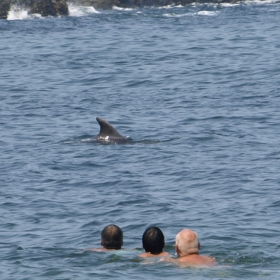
[7,5,43,20]
[7,5,30,20]
[68,3,99,17]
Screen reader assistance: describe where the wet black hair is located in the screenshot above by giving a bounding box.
[101,224,123,249]
[142,226,165,254]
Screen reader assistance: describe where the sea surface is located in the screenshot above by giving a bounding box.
[1,1,280,279]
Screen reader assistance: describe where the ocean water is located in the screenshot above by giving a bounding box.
[1,1,280,279]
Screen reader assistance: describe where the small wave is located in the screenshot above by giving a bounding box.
[158,4,183,9]
[245,0,278,3]
[60,135,94,144]
[112,6,135,11]
[220,3,240,7]
[60,136,163,145]
[163,9,218,17]
[7,5,42,20]
[197,10,218,16]
[68,3,99,17]
[163,12,190,17]
[221,0,278,5]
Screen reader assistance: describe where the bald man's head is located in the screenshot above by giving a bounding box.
[175,229,199,257]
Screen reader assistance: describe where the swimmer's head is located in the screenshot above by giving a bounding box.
[142,226,165,254]
[175,229,200,257]
[101,224,123,249]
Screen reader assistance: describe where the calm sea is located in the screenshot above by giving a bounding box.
[1,1,280,279]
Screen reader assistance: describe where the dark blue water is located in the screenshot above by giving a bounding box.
[1,1,280,279]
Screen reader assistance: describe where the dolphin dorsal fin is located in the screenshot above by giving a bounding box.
[96,117,124,138]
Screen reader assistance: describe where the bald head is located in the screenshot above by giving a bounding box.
[175,229,199,256]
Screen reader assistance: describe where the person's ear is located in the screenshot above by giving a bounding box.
[101,240,104,246]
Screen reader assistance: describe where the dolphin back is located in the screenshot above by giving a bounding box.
[96,117,125,140]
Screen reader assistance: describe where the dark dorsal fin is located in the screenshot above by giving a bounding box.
[96,117,124,138]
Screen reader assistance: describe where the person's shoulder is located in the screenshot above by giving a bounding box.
[172,254,216,267]
[90,247,110,252]
[138,252,149,258]
[188,254,216,266]
[159,252,170,257]
[200,255,216,265]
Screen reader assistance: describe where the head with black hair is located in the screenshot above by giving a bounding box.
[101,224,123,249]
[142,226,165,254]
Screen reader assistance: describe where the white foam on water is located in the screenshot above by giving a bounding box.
[246,0,275,2]
[163,12,190,17]
[68,3,99,17]
[158,4,183,9]
[197,10,218,16]
[220,3,240,7]
[7,5,30,20]
[7,5,43,20]
[112,6,135,11]
[220,0,277,6]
